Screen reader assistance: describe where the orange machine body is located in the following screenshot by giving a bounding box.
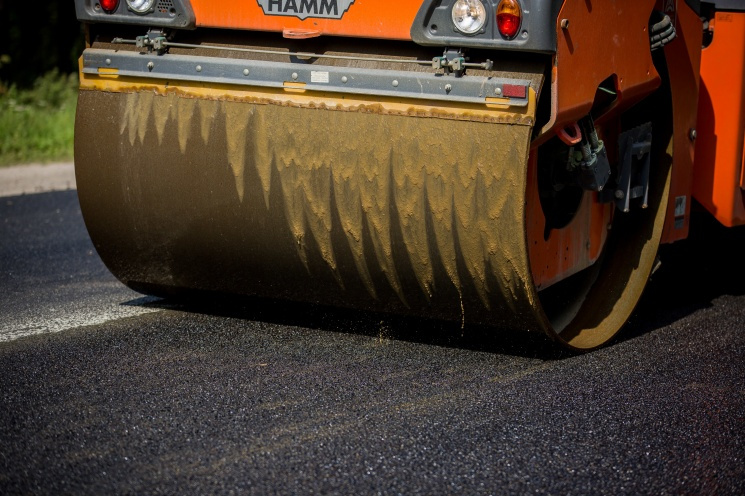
[72,0,745,348]
[693,11,745,227]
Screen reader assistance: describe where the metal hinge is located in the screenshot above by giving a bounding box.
[135,29,169,55]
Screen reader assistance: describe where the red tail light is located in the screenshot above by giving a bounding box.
[497,0,522,39]
[100,0,119,13]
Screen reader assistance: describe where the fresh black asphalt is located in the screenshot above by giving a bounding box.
[1,191,743,494]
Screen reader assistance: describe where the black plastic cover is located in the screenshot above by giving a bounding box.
[74,0,196,29]
[706,0,745,12]
[684,0,701,16]
[410,0,563,53]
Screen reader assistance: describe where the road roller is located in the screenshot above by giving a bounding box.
[72,0,745,350]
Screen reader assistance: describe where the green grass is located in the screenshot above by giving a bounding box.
[0,71,78,167]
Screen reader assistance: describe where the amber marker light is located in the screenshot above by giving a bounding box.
[100,0,119,13]
[497,0,522,39]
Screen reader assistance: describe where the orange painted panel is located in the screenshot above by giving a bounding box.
[528,0,661,284]
[189,0,422,40]
[545,0,660,135]
[693,11,745,227]
[526,152,612,290]
[659,1,701,243]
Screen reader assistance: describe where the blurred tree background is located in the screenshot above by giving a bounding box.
[0,2,85,165]
[0,1,85,88]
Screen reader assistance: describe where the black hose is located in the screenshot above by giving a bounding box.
[650,24,676,43]
[651,14,671,35]
[649,12,676,51]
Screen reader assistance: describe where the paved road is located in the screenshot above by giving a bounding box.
[1,190,743,494]
[0,189,158,342]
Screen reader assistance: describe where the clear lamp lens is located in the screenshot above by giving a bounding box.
[126,0,155,13]
[451,0,487,35]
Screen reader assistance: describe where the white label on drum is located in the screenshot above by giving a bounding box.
[311,71,330,84]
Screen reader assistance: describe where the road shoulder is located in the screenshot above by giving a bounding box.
[0,162,76,198]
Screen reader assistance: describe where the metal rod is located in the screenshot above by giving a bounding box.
[110,38,492,70]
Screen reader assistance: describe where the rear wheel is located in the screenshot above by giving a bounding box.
[527,97,672,350]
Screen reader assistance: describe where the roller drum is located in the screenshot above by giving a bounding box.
[75,88,545,331]
[75,69,670,350]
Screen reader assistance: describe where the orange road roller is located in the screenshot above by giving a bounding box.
[72,0,745,350]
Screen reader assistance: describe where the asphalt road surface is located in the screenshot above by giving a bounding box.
[1,190,744,495]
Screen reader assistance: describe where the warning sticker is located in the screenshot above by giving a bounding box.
[311,71,330,84]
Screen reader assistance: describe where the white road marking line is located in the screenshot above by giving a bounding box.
[0,296,163,343]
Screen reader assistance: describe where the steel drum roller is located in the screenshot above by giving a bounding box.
[75,65,670,350]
